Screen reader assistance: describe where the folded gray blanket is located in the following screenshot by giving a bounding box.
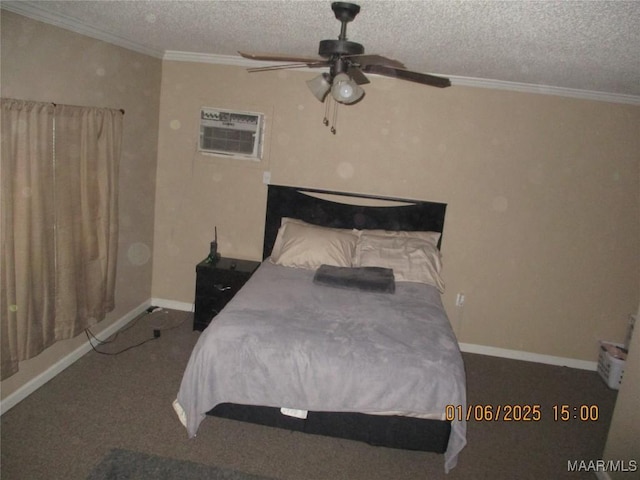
[313,264,396,293]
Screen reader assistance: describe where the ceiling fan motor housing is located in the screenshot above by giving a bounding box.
[318,39,364,58]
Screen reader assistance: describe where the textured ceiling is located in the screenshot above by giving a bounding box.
[4,0,640,101]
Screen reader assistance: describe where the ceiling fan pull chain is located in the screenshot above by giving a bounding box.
[331,98,338,134]
[323,98,330,126]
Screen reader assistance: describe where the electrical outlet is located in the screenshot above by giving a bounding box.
[455,293,465,307]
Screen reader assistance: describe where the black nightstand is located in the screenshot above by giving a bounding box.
[193,257,260,331]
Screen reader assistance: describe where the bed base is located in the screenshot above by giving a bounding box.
[206,185,452,456]
[207,404,451,453]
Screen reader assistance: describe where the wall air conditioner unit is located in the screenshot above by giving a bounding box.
[199,107,264,160]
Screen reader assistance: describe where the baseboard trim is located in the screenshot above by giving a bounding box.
[1,297,597,415]
[459,342,598,371]
[0,300,151,415]
[150,297,598,370]
[151,298,194,312]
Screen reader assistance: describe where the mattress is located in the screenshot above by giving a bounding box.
[175,260,467,472]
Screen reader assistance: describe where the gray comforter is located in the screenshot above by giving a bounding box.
[176,261,467,472]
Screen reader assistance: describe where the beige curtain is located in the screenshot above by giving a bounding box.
[1,99,122,380]
[1,100,55,379]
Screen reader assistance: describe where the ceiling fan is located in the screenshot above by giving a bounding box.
[239,2,451,132]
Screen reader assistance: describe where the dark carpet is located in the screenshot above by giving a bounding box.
[87,449,276,480]
[1,308,618,480]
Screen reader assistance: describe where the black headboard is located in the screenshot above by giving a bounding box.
[263,185,447,259]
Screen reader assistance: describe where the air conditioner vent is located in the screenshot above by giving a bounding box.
[199,108,264,160]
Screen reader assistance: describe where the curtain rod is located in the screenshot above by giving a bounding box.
[51,102,124,115]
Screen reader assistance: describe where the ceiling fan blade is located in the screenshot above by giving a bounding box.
[347,66,370,85]
[239,51,324,64]
[247,62,329,73]
[362,65,451,88]
[347,54,406,69]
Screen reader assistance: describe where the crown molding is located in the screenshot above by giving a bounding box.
[4,2,638,106]
[1,1,164,58]
[449,76,640,106]
[163,51,272,68]
[164,51,640,105]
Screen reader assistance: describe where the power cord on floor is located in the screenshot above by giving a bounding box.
[85,306,162,356]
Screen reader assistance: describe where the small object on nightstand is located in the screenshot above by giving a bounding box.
[206,227,220,264]
[193,257,260,331]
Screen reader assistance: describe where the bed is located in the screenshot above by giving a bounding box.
[174,185,467,472]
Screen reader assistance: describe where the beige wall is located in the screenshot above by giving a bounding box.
[0,12,162,399]
[154,60,639,362]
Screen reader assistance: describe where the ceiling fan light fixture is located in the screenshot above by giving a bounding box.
[306,73,332,102]
[331,73,364,104]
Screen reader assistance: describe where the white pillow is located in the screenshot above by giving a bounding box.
[270,221,358,269]
[357,228,441,246]
[355,233,445,292]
